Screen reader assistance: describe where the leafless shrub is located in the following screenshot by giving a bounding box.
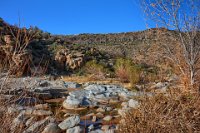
[0,23,36,76]
[118,90,200,133]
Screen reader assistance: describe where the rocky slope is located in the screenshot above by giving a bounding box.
[0,17,177,76]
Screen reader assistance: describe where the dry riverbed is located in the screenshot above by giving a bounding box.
[0,75,170,133]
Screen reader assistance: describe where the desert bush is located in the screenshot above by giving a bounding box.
[84,60,109,80]
[0,26,35,76]
[114,58,141,86]
[48,42,66,54]
[118,90,200,133]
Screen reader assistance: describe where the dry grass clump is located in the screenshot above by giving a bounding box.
[114,58,141,87]
[118,90,200,133]
[84,60,109,80]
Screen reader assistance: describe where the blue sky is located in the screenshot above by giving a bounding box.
[0,0,148,35]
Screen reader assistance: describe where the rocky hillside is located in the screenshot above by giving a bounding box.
[0,18,176,76]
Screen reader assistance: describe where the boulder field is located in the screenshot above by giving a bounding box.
[0,76,170,133]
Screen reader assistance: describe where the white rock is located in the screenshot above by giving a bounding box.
[84,85,106,95]
[58,115,80,130]
[128,99,139,108]
[63,96,81,109]
[103,115,112,121]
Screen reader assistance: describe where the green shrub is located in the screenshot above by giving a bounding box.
[48,43,66,54]
[84,60,108,79]
[114,58,141,87]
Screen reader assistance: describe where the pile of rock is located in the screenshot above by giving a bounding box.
[0,77,81,101]
[8,104,83,133]
[62,84,135,109]
[61,84,144,132]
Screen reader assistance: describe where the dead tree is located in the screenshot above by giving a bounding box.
[141,0,200,90]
